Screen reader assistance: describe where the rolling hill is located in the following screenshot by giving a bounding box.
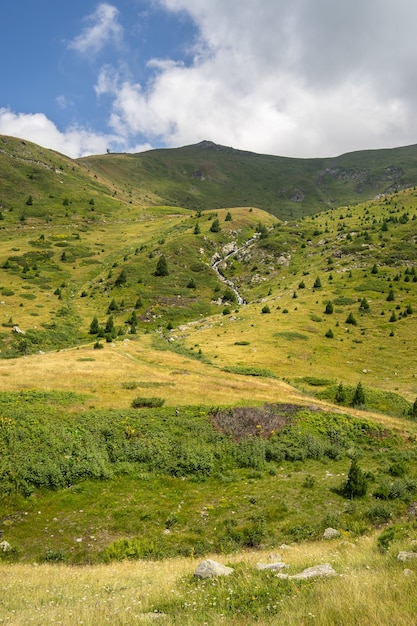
[1,133,417,624]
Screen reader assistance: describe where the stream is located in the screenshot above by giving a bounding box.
[211,235,259,306]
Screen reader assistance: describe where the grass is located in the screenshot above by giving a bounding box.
[1,535,417,625]
[2,136,417,623]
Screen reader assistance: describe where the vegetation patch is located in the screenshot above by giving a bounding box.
[222,366,277,378]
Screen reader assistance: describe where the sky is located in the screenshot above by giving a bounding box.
[1,0,417,159]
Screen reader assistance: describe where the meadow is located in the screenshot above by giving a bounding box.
[2,135,417,623]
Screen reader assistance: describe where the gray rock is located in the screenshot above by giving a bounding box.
[323,527,340,540]
[277,563,337,580]
[403,569,414,576]
[256,562,286,571]
[0,541,11,552]
[194,559,234,579]
[397,551,417,562]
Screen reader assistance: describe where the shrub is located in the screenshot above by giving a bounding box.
[131,397,165,408]
[261,305,270,314]
[366,504,392,525]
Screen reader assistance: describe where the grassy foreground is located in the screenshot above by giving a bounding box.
[1,535,416,625]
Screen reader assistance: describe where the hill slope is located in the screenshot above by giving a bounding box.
[80,140,417,219]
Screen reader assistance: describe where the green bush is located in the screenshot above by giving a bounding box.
[131,397,165,408]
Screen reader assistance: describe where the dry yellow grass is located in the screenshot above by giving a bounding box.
[0,334,304,409]
[1,535,415,625]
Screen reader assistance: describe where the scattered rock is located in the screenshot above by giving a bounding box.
[0,540,11,552]
[12,325,25,334]
[397,551,417,562]
[194,559,234,579]
[323,527,340,540]
[277,563,337,580]
[403,569,414,576]
[256,562,286,571]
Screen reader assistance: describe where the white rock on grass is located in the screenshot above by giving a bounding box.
[397,551,417,562]
[194,559,234,579]
[256,562,286,571]
[323,527,340,539]
[277,563,337,580]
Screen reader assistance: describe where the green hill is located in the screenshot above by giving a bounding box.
[80,139,417,219]
[2,134,417,626]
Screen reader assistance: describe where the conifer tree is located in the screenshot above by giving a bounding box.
[343,459,368,498]
[155,255,169,276]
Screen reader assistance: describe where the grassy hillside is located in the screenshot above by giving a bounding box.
[2,135,417,624]
[81,140,417,219]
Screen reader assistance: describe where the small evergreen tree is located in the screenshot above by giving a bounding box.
[261,305,271,314]
[335,383,346,404]
[324,301,334,314]
[359,297,370,311]
[345,312,357,325]
[105,315,115,335]
[210,218,221,233]
[409,397,417,419]
[155,255,169,276]
[325,328,334,338]
[225,211,232,222]
[115,269,127,286]
[313,276,322,289]
[352,381,365,407]
[193,222,201,234]
[89,316,100,334]
[386,289,395,302]
[107,298,119,313]
[343,459,368,498]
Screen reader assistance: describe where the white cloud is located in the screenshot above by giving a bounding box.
[97,0,417,157]
[0,108,118,158]
[69,3,123,55]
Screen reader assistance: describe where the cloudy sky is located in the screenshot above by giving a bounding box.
[1,0,417,159]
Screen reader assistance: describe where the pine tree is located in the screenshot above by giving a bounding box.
[210,218,221,233]
[313,276,322,289]
[335,383,346,404]
[115,269,127,286]
[225,211,232,222]
[324,301,334,314]
[155,255,169,276]
[343,459,368,498]
[193,222,201,234]
[352,382,365,407]
[89,316,100,334]
[345,312,357,325]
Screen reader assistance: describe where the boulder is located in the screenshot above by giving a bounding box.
[0,541,11,552]
[277,563,337,580]
[323,527,340,540]
[194,559,234,579]
[397,551,417,562]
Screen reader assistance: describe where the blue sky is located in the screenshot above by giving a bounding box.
[2,1,417,158]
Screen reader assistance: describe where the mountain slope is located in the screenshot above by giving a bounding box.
[80,140,417,219]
